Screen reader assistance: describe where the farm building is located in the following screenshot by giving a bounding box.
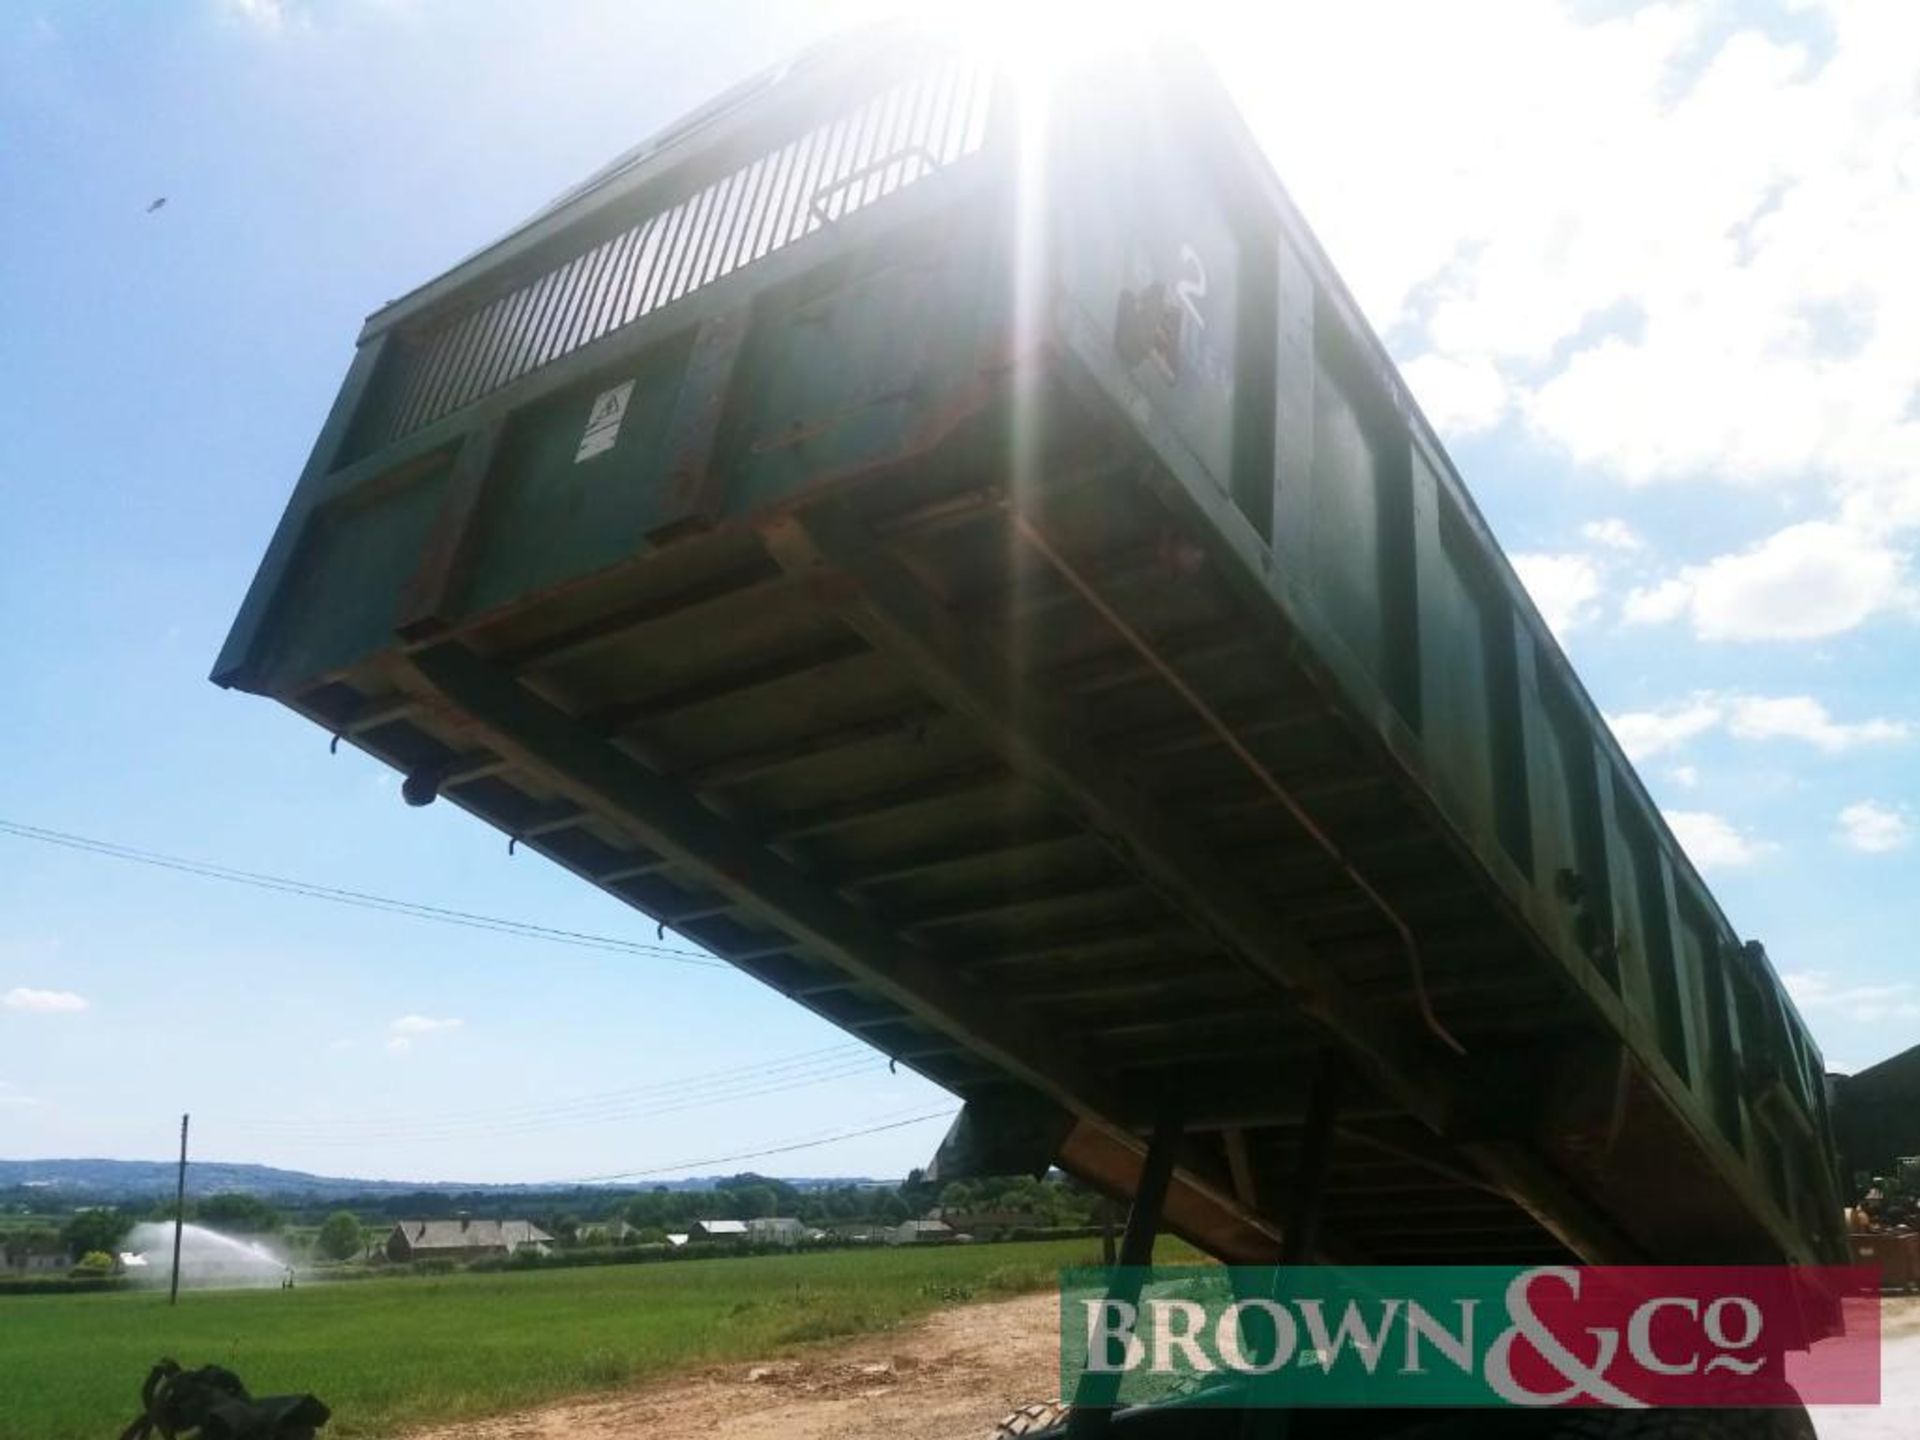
[385,1218,553,1264]
[822,1223,886,1244]
[3,1245,66,1275]
[887,1219,954,1245]
[926,1208,1042,1238]
[575,1219,640,1245]
[689,1219,748,1244]
[745,1216,809,1246]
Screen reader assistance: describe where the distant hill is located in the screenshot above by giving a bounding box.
[0,1158,881,1202]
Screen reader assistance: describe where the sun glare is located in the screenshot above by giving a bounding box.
[901,0,1167,82]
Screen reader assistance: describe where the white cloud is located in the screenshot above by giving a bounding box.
[1581,518,1643,552]
[2,987,88,1014]
[1666,764,1700,788]
[1507,14,1920,524]
[386,1014,462,1054]
[1511,552,1604,640]
[1784,970,1920,1023]
[1664,809,1773,870]
[1402,352,1509,436]
[1726,695,1908,751]
[1214,2,1920,623]
[1224,0,1720,346]
[390,1014,462,1034]
[216,0,288,26]
[1622,523,1908,641]
[1835,801,1912,854]
[1607,700,1723,761]
[1622,578,1694,626]
[1606,692,1906,760]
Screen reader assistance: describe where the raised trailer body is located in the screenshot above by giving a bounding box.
[217,32,1843,1277]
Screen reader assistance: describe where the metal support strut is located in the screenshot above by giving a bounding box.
[1240,1054,1344,1440]
[1004,506,1465,1059]
[1068,1107,1184,1438]
[1280,1055,1343,1266]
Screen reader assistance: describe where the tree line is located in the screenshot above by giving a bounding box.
[4,1170,1102,1267]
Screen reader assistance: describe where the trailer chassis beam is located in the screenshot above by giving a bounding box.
[760,506,1461,1133]
[406,639,1285,1261]
[761,505,1651,1268]
[1068,1108,1184,1438]
[1237,1055,1345,1440]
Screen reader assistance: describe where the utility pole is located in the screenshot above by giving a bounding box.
[169,1113,189,1306]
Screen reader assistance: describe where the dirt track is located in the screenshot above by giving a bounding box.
[409,1292,1920,1440]
[1817,1296,1920,1439]
[406,1290,1062,1440]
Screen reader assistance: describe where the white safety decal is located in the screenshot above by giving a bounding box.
[575,380,635,462]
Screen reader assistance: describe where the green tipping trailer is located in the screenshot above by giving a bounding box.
[219,24,1868,1372]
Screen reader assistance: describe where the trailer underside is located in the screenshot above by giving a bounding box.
[264,348,1816,1273]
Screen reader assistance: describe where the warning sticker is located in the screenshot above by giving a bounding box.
[575,379,635,463]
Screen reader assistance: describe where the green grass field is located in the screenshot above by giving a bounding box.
[0,1240,1113,1440]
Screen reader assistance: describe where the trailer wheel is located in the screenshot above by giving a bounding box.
[1396,1406,1816,1439]
[990,1399,1069,1437]
[1566,1413,1815,1440]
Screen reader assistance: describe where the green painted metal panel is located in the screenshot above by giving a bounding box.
[1416,489,1504,862]
[253,457,450,693]
[1051,65,1244,502]
[1303,364,1389,696]
[727,211,1009,515]
[457,347,687,618]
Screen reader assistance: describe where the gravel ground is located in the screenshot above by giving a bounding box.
[408,1291,1920,1440]
[405,1289,1065,1440]
[1817,1294,1920,1439]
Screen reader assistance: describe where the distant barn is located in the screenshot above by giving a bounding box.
[746,1216,812,1246]
[576,1219,641,1246]
[385,1218,553,1264]
[926,1207,1043,1239]
[887,1219,954,1245]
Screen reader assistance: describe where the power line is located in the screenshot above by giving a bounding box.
[0,818,729,969]
[226,1043,868,1135]
[1,821,952,1182]
[557,1109,959,1184]
[227,1050,891,1145]
[220,1052,867,1136]
[231,1062,891,1147]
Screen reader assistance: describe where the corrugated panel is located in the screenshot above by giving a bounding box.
[374,52,996,448]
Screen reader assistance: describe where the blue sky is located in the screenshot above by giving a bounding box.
[1,0,1914,1184]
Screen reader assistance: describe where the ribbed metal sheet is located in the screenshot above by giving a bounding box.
[376,52,995,446]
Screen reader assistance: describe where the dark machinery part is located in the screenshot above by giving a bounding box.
[119,1360,330,1440]
[1830,1040,1920,1195]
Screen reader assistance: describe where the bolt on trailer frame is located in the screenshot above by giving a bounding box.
[217,27,1848,1301]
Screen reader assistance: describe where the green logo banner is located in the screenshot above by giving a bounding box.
[1058,1265,1880,1410]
